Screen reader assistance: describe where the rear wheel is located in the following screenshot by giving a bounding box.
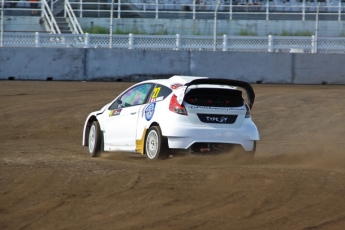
[145,126,169,160]
[234,141,256,161]
[88,121,102,157]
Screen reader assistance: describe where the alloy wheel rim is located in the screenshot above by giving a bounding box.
[88,125,95,154]
[146,131,158,159]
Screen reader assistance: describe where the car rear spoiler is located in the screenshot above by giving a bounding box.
[183,78,255,109]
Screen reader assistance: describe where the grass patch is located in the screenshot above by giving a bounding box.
[84,26,109,34]
[237,29,257,36]
[83,26,147,35]
[281,30,313,36]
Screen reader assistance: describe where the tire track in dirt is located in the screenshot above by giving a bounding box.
[1,82,345,230]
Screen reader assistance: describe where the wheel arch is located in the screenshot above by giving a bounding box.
[136,121,161,155]
[144,124,169,160]
[148,121,160,130]
[83,115,99,146]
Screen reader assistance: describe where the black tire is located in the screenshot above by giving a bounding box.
[232,141,256,162]
[245,141,256,159]
[144,126,169,160]
[88,121,102,157]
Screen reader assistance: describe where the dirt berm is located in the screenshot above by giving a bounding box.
[1,81,345,230]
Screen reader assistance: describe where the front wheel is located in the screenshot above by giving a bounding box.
[145,126,169,160]
[88,121,102,157]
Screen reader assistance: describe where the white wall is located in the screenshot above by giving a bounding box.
[79,18,345,37]
[3,16,345,36]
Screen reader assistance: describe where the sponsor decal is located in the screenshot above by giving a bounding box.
[156,96,164,101]
[150,96,164,103]
[170,83,183,90]
[109,109,122,117]
[205,116,228,123]
[187,106,245,111]
[145,103,156,121]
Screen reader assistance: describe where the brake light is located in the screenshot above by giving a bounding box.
[245,103,251,118]
[169,94,187,115]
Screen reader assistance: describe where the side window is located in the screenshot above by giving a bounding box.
[108,83,153,110]
[148,84,172,103]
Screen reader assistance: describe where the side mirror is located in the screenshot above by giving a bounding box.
[116,99,123,108]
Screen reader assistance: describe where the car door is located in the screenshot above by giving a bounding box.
[104,83,154,148]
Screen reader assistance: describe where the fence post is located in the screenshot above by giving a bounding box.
[266,0,269,21]
[84,33,90,48]
[110,0,114,49]
[302,0,305,21]
[193,0,196,20]
[80,0,83,18]
[223,34,228,51]
[1,0,4,47]
[155,0,158,19]
[41,0,44,18]
[64,0,67,18]
[314,3,320,53]
[129,33,134,49]
[35,32,41,48]
[268,35,273,52]
[311,35,315,53]
[118,0,121,19]
[338,0,341,21]
[175,34,180,50]
[229,0,233,20]
[213,1,221,51]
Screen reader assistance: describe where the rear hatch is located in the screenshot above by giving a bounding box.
[177,78,255,128]
[184,86,246,128]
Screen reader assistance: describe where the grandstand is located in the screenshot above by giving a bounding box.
[1,0,345,53]
[2,0,345,21]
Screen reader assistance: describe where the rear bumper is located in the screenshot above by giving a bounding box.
[164,120,259,151]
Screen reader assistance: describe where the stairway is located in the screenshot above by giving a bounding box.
[55,17,73,33]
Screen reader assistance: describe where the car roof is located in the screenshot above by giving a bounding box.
[153,75,208,87]
[136,75,207,87]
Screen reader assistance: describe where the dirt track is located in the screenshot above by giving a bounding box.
[1,81,345,230]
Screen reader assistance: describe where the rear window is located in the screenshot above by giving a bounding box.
[148,84,172,103]
[184,88,244,107]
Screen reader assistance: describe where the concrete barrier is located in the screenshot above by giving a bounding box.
[189,52,293,84]
[0,48,85,81]
[293,54,345,84]
[86,49,190,81]
[0,47,344,84]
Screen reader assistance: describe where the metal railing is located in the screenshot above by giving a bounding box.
[2,32,345,54]
[1,0,83,34]
[65,0,84,34]
[68,0,345,21]
[2,0,345,21]
[41,0,61,34]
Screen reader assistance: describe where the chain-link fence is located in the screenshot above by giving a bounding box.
[2,32,345,54]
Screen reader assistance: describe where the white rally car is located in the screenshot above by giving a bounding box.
[82,76,259,160]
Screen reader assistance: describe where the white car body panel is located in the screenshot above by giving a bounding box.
[104,105,140,147]
[82,76,260,155]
